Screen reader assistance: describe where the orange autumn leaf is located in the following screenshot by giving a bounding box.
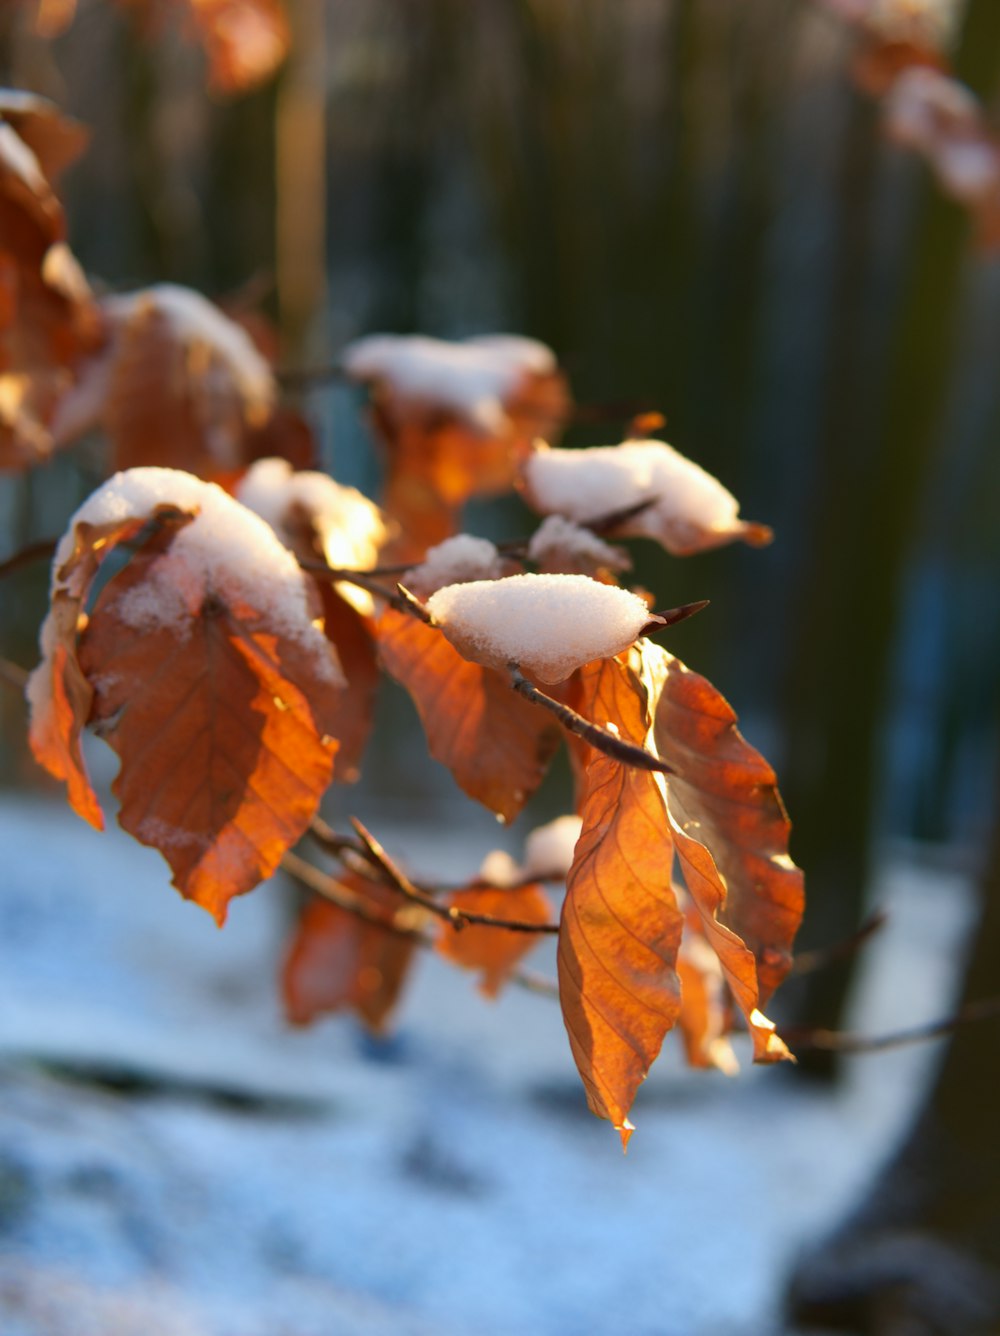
[640,643,804,1007]
[0,91,89,180]
[29,469,344,923]
[282,873,415,1032]
[436,882,552,997]
[27,508,193,830]
[376,607,559,823]
[559,742,683,1150]
[317,582,379,783]
[676,925,739,1076]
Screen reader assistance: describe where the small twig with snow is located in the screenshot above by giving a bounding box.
[507,664,672,775]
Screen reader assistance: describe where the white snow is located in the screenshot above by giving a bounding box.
[426,572,655,684]
[527,515,631,575]
[236,457,387,573]
[103,285,274,421]
[524,440,741,546]
[343,334,557,433]
[0,793,977,1336]
[884,67,977,151]
[44,467,343,683]
[522,814,583,880]
[404,535,506,599]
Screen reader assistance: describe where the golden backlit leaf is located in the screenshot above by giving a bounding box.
[282,873,415,1032]
[376,607,559,823]
[317,582,379,784]
[676,924,739,1075]
[189,0,290,94]
[436,882,551,997]
[559,744,682,1149]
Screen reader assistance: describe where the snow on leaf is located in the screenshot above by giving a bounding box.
[346,333,570,556]
[282,872,415,1032]
[376,607,559,823]
[404,534,507,600]
[436,882,551,998]
[29,468,344,923]
[56,284,277,476]
[523,439,772,557]
[426,573,656,685]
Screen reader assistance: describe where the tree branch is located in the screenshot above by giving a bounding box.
[790,910,888,977]
[780,995,1000,1055]
[508,664,672,775]
[0,657,30,691]
[0,538,57,581]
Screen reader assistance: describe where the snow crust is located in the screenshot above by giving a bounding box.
[427,572,652,683]
[524,439,740,540]
[405,535,506,599]
[527,514,630,575]
[343,333,557,433]
[237,457,387,573]
[50,467,342,683]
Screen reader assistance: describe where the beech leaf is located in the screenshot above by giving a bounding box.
[436,882,552,997]
[29,468,345,923]
[377,607,559,823]
[282,872,415,1032]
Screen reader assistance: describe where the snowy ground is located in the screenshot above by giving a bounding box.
[0,793,976,1336]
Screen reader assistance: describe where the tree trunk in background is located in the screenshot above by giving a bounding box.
[779,0,1000,1071]
[789,769,1000,1334]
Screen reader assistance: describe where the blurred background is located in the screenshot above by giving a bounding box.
[1,1,999,1332]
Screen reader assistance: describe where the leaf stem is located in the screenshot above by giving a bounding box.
[0,538,57,581]
[507,664,672,775]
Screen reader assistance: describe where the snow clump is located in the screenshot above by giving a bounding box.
[426,572,655,683]
[46,466,343,683]
[527,514,630,576]
[524,439,745,552]
[343,333,556,434]
[404,534,507,599]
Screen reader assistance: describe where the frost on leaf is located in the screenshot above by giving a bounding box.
[436,882,551,998]
[377,607,559,823]
[344,333,570,554]
[426,573,656,685]
[282,872,415,1032]
[54,284,277,476]
[523,439,772,557]
[559,657,683,1148]
[28,468,345,923]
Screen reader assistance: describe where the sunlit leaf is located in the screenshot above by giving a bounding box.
[436,882,551,997]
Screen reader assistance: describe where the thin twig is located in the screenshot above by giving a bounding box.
[395,582,435,624]
[781,995,1000,1055]
[0,539,56,581]
[790,910,888,977]
[508,664,672,775]
[0,657,29,690]
[350,818,559,934]
[583,496,659,535]
[281,850,433,943]
[276,362,348,389]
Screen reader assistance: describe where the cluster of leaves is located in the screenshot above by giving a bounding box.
[5,88,806,1147]
[819,0,1000,245]
[17,0,289,94]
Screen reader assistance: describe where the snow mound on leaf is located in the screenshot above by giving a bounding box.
[405,534,506,599]
[56,466,342,683]
[427,572,652,684]
[522,814,583,880]
[236,457,387,573]
[528,514,630,575]
[524,439,740,539]
[104,285,274,411]
[343,333,556,433]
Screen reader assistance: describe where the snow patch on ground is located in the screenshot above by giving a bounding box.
[0,797,974,1335]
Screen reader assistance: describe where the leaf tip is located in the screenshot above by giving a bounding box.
[616,1118,635,1153]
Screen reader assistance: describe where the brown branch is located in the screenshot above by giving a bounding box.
[349,817,559,934]
[282,850,432,942]
[0,658,30,691]
[583,496,659,535]
[508,664,672,775]
[0,539,57,581]
[781,995,1000,1055]
[790,910,888,977]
